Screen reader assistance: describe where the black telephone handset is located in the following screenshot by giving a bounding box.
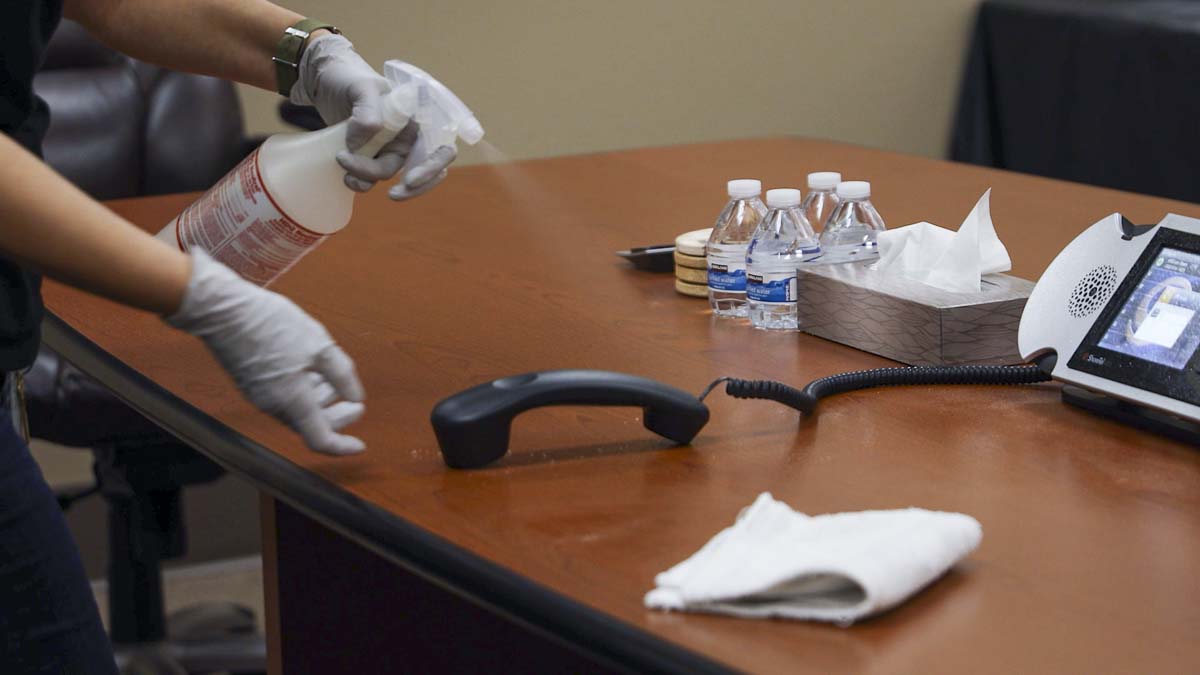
[430,370,710,468]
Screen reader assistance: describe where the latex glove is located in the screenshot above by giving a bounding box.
[290,34,457,200]
[165,250,366,455]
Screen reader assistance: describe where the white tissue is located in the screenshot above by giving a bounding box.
[874,189,1011,293]
[645,493,982,625]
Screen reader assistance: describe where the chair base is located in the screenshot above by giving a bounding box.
[115,602,265,675]
[116,636,266,675]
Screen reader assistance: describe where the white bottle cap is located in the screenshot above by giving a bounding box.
[727,179,762,199]
[807,172,842,190]
[836,181,871,200]
[766,188,802,208]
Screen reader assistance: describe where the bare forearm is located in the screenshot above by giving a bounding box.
[63,0,307,91]
[0,135,190,315]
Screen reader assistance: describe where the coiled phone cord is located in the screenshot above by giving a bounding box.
[699,363,1053,416]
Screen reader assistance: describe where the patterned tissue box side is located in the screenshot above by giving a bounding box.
[796,263,1034,366]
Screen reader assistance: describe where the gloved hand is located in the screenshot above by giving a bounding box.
[165,250,366,455]
[290,33,457,200]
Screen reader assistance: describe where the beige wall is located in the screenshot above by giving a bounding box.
[239,0,981,165]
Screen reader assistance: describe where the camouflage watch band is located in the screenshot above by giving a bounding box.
[273,18,341,97]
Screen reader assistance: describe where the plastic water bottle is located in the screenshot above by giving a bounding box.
[157,61,484,286]
[747,189,820,331]
[819,181,886,263]
[801,171,841,231]
[707,179,767,317]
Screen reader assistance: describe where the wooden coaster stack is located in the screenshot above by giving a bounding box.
[674,229,711,298]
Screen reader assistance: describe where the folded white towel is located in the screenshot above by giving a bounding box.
[644,493,982,625]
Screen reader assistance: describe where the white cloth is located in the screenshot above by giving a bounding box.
[644,493,982,625]
[874,188,1011,293]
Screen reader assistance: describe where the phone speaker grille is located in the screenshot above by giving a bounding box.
[1068,265,1118,318]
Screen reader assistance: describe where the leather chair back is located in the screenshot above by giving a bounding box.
[33,20,249,200]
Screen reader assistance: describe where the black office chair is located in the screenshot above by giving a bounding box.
[27,19,271,675]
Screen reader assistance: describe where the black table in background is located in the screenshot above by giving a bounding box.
[951,0,1200,204]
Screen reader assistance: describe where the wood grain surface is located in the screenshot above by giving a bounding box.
[44,138,1200,674]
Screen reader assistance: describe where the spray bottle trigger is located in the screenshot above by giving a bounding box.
[352,83,418,159]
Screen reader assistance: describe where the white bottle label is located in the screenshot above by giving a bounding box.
[746,269,797,303]
[168,147,327,286]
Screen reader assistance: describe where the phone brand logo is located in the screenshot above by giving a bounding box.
[1085,354,1106,365]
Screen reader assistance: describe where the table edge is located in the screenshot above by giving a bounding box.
[41,312,735,675]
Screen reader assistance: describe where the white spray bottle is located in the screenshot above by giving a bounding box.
[157,63,484,287]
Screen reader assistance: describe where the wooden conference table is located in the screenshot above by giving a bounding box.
[43,139,1200,673]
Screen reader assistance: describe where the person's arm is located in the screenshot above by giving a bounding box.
[0,133,189,314]
[64,0,456,198]
[0,135,366,454]
[63,0,306,92]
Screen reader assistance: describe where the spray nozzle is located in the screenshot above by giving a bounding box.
[457,115,485,146]
[383,60,485,148]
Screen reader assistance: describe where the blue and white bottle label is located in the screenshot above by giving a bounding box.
[708,261,746,292]
[747,269,797,303]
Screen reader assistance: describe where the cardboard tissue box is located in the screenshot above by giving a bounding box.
[796,261,1033,366]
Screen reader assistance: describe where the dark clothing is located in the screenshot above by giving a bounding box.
[1,4,116,672]
[0,0,62,371]
[0,398,117,674]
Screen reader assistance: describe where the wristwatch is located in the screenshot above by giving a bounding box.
[273,18,341,96]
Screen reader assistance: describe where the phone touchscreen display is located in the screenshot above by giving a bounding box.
[1098,247,1200,369]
